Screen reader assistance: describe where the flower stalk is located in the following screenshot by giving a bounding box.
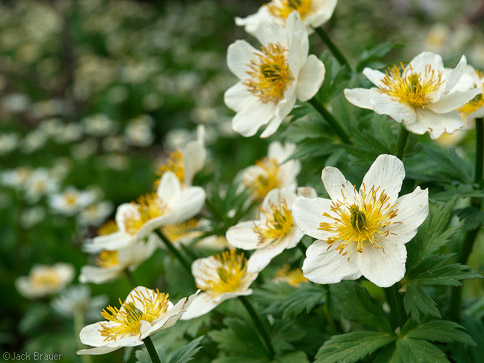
[143,336,161,363]
[239,296,275,359]
[308,98,351,144]
[394,127,409,160]
[155,229,193,275]
[124,269,137,288]
[314,27,351,70]
[449,117,483,321]
[74,310,92,363]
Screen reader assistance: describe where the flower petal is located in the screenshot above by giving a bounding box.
[370,92,417,125]
[227,40,258,80]
[363,68,386,88]
[247,239,291,273]
[361,154,405,204]
[181,293,221,320]
[79,266,122,284]
[92,231,133,251]
[224,82,253,112]
[344,88,373,110]
[302,240,361,284]
[296,55,325,102]
[428,88,481,114]
[357,238,407,288]
[409,51,444,74]
[232,99,277,137]
[415,108,464,139]
[444,55,467,92]
[157,171,181,203]
[226,221,260,250]
[321,166,357,204]
[292,196,334,240]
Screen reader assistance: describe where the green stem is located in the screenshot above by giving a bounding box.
[74,310,92,363]
[297,241,307,257]
[394,127,409,160]
[124,269,138,288]
[143,336,161,363]
[239,296,275,359]
[384,284,406,330]
[323,285,341,334]
[449,118,484,321]
[308,98,351,144]
[314,27,351,70]
[155,229,193,275]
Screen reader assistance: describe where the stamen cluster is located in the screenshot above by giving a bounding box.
[123,193,168,235]
[243,157,281,201]
[253,199,294,245]
[266,0,313,20]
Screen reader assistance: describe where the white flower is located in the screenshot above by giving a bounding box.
[16,263,75,299]
[182,250,258,320]
[0,133,19,155]
[80,237,158,284]
[93,171,205,250]
[241,141,300,201]
[292,154,429,288]
[226,188,304,272]
[49,187,97,216]
[0,167,33,190]
[24,168,59,203]
[124,115,154,147]
[344,51,481,139]
[78,201,114,226]
[157,125,207,187]
[77,287,197,355]
[453,65,484,123]
[236,0,338,35]
[82,114,118,136]
[225,11,325,137]
[51,285,108,321]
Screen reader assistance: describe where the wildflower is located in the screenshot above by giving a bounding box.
[344,51,481,139]
[156,125,206,187]
[77,287,196,355]
[292,154,429,287]
[49,187,96,216]
[51,285,108,321]
[24,168,59,203]
[93,171,205,250]
[454,65,484,123]
[80,237,158,284]
[226,188,305,272]
[236,0,338,35]
[242,141,300,201]
[182,250,258,319]
[274,265,308,286]
[225,11,325,137]
[78,201,114,227]
[16,263,74,299]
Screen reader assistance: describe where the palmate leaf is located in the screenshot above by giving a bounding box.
[331,281,392,333]
[455,206,484,231]
[403,282,440,322]
[392,338,449,363]
[405,321,475,346]
[314,331,396,363]
[135,336,205,363]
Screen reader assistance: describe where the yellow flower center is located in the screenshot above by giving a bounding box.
[318,184,399,259]
[99,289,170,341]
[98,220,119,236]
[197,250,249,295]
[253,199,294,245]
[97,250,119,269]
[380,63,443,107]
[266,0,313,21]
[243,157,281,201]
[275,264,308,286]
[243,43,293,104]
[162,219,201,244]
[156,150,185,185]
[31,268,61,289]
[123,193,168,235]
[459,70,484,118]
[64,193,79,206]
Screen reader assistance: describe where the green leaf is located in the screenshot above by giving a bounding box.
[455,206,484,231]
[314,331,395,363]
[356,42,402,72]
[169,336,204,363]
[274,351,309,363]
[136,345,167,363]
[403,282,440,322]
[393,338,449,363]
[331,281,392,333]
[405,321,475,346]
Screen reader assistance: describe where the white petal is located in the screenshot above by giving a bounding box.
[224,82,253,112]
[444,55,467,92]
[79,322,111,347]
[79,266,122,284]
[363,68,386,88]
[321,166,357,204]
[227,40,258,80]
[370,92,417,125]
[260,88,297,138]
[292,196,334,240]
[409,51,444,74]
[304,0,338,28]
[287,13,309,74]
[428,88,481,114]
[183,140,206,187]
[254,16,286,47]
[93,231,133,250]
[77,346,121,355]
[247,240,290,273]
[268,141,296,161]
[357,239,407,288]
[344,88,374,110]
[415,108,464,139]
[115,203,138,233]
[389,187,429,244]
[361,154,405,204]
[302,240,361,284]
[181,293,220,320]
[232,99,277,137]
[262,188,297,210]
[296,55,325,102]
[226,221,260,250]
[157,171,181,202]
